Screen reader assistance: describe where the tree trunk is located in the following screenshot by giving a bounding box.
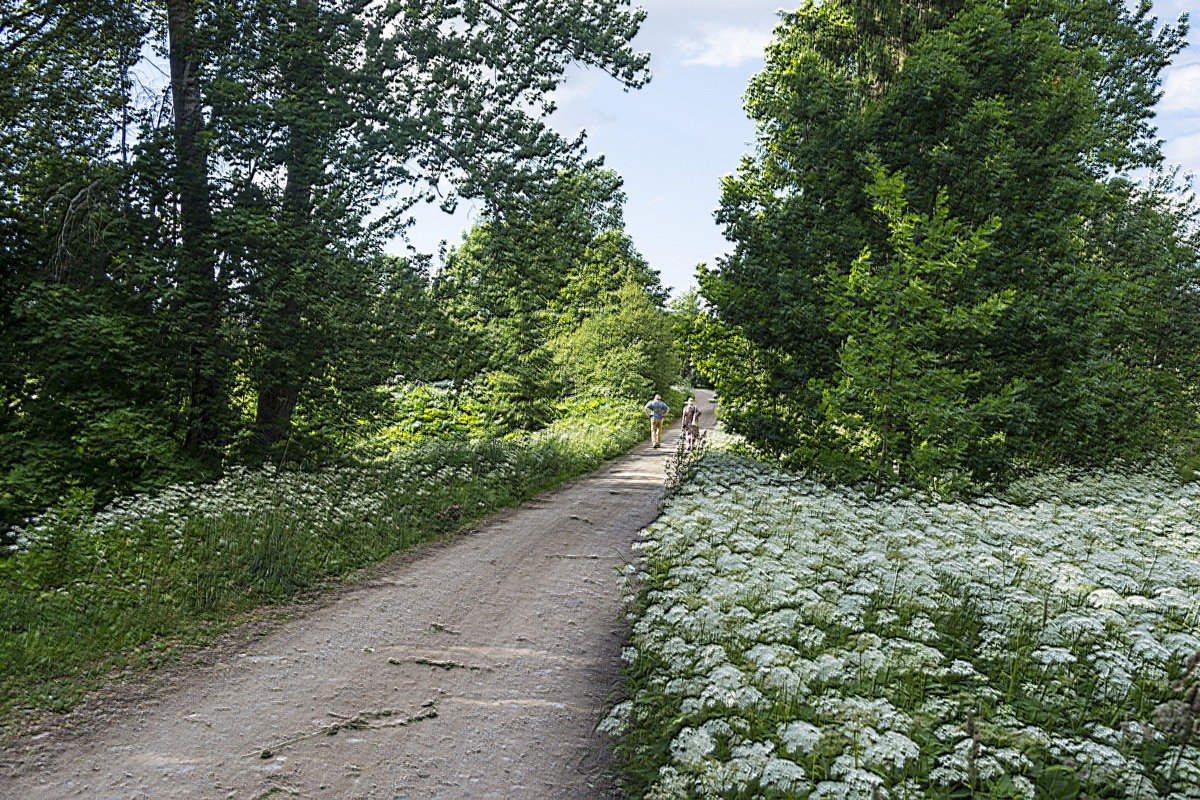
[167,0,225,462]
[254,295,301,448]
[253,0,324,447]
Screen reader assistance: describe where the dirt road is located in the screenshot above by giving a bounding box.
[2,392,714,800]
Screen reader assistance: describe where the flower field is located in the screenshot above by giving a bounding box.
[614,452,1200,799]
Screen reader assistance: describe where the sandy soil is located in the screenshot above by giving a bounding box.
[1,391,714,800]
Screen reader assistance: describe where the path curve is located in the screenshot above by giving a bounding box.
[2,391,715,800]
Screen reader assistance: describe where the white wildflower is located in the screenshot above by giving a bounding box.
[761,757,809,792]
[861,730,921,771]
[669,726,716,768]
[778,720,823,757]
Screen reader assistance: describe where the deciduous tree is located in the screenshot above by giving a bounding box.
[703,0,1197,485]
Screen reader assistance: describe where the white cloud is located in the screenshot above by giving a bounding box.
[1161,62,1200,113]
[678,25,772,68]
[1164,131,1200,177]
[1151,0,1194,20]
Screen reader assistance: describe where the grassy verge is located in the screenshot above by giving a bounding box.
[0,394,666,733]
[611,447,1200,798]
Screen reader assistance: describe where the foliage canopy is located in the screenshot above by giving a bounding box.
[700,0,1199,489]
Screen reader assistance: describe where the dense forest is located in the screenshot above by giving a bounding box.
[690,0,1200,492]
[0,0,681,531]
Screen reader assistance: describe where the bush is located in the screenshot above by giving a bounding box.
[364,382,497,453]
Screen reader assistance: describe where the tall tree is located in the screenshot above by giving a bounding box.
[250,0,329,444]
[435,167,642,384]
[166,0,227,460]
[820,167,1014,491]
[435,166,672,427]
[704,0,1196,484]
[196,0,651,446]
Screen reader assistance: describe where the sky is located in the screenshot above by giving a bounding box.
[402,0,1200,297]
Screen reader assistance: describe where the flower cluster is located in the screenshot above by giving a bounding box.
[616,452,1200,799]
[7,453,522,559]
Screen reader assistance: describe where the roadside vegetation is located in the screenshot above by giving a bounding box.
[609,0,1200,797]
[0,388,690,728]
[612,446,1200,798]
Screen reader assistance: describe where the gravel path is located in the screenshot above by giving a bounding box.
[2,391,714,800]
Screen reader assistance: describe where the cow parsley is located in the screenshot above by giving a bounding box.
[614,449,1200,799]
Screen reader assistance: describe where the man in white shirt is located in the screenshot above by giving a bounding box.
[644,394,669,448]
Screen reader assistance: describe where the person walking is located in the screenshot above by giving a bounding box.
[681,397,700,447]
[644,393,669,448]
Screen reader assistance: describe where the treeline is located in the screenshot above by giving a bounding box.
[0,1,681,528]
[690,0,1200,492]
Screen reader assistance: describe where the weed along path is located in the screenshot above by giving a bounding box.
[3,391,715,800]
